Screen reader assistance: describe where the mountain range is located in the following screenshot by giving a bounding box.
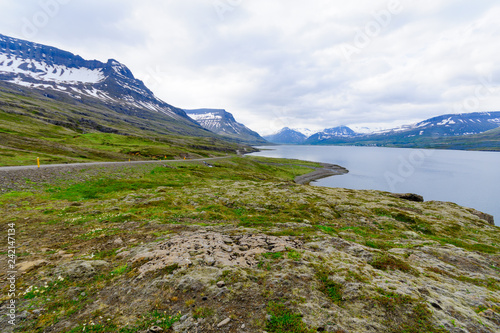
[265,112,500,150]
[2,32,500,155]
[184,109,266,145]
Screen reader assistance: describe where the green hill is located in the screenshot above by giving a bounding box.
[0,82,252,166]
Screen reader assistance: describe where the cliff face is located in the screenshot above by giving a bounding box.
[0,157,499,333]
[185,108,267,145]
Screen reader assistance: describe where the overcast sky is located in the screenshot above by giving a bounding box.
[1,0,500,135]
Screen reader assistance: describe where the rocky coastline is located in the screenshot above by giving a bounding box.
[294,163,349,185]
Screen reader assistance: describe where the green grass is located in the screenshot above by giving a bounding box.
[266,302,316,333]
[49,178,158,201]
[0,84,246,166]
[3,147,499,333]
[192,307,214,319]
[315,267,343,305]
[110,265,130,276]
[66,310,181,333]
[428,235,499,254]
[374,289,448,333]
[365,239,398,250]
[370,253,417,275]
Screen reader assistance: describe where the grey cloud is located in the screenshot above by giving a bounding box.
[1,1,499,134]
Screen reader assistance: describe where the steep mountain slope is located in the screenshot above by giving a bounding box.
[0,34,254,165]
[0,82,252,166]
[0,33,205,134]
[185,109,267,145]
[263,127,308,144]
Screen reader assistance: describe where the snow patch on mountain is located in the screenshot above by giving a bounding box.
[292,128,316,138]
[189,112,223,122]
[185,109,266,144]
[0,53,104,84]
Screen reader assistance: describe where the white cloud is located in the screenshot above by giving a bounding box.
[1,0,500,135]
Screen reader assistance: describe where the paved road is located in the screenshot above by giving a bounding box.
[0,156,232,172]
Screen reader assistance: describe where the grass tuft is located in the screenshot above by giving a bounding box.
[266,302,315,333]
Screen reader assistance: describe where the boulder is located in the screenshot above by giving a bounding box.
[391,193,424,202]
[467,208,495,225]
[55,260,109,279]
[16,260,48,274]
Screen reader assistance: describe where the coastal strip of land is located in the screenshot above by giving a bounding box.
[294,162,348,184]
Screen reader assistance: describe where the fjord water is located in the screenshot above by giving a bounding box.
[250,145,500,226]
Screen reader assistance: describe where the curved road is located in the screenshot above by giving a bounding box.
[0,156,232,172]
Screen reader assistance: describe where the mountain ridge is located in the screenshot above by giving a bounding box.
[265,112,500,150]
[185,108,267,145]
[264,126,358,144]
[263,127,308,144]
[0,33,198,125]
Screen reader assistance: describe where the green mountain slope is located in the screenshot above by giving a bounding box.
[0,82,252,166]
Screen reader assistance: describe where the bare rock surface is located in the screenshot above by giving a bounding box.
[54,260,109,279]
[131,231,303,275]
[16,259,48,274]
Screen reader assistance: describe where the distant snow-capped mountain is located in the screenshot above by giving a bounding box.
[265,126,358,144]
[303,112,500,147]
[306,126,357,143]
[263,127,309,144]
[185,109,267,144]
[361,112,500,141]
[293,128,317,138]
[403,112,500,137]
[0,33,196,124]
[264,112,500,146]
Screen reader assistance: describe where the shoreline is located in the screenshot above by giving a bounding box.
[294,163,348,185]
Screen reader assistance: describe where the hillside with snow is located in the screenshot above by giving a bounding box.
[0,33,201,126]
[265,112,500,150]
[185,109,267,145]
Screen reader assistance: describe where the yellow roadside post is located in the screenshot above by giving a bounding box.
[37,157,40,168]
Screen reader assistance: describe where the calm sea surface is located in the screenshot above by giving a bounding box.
[250,145,500,226]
